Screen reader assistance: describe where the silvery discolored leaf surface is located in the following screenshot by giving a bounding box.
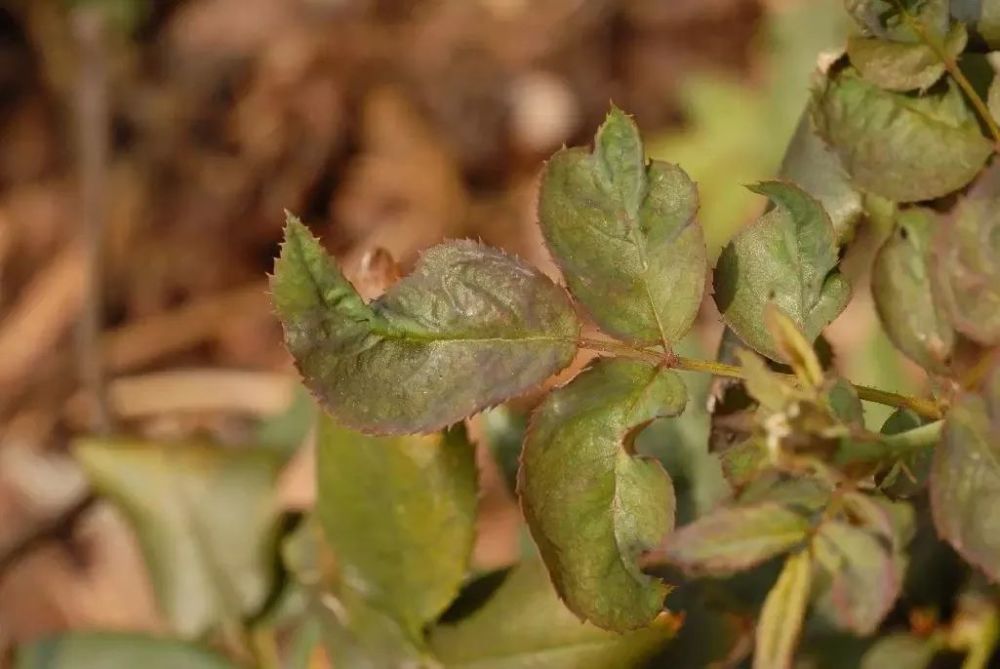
[930,367,1000,582]
[538,106,706,345]
[519,358,685,631]
[16,634,236,669]
[872,208,956,374]
[714,181,850,362]
[429,559,674,669]
[316,415,477,638]
[272,217,580,435]
[953,0,1000,47]
[931,163,1000,346]
[663,502,812,576]
[812,67,992,202]
[74,439,283,639]
[753,551,812,669]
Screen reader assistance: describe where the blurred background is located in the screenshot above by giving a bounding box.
[0,0,926,659]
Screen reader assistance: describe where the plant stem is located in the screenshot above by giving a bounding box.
[894,0,1000,145]
[882,420,944,455]
[576,337,663,365]
[574,339,943,420]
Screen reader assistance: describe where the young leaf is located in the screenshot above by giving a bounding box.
[16,633,236,669]
[713,181,850,363]
[930,367,1000,582]
[316,415,477,637]
[753,550,812,669]
[872,208,956,374]
[519,358,685,630]
[272,217,580,435]
[429,559,675,668]
[847,24,967,92]
[811,520,904,634]
[538,106,706,345]
[764,305,824,388]
[74,439,283,638]
[931,163,1000,346]
[812,67,992,202]
[663,503,811,576]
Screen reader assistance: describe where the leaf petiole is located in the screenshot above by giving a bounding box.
[574,339,943,420]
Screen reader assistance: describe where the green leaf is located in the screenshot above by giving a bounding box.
[930,367,1000,581]
[663,503,811,576]
[316,415,477,637]
[713,181,851,362]
[16,634,235,669]
[848,23,967,92]
[519,358,685,630]
[811,520,904,634]
[272,217,579,435]
[953,0,1000,47]
[778,112,864,244]
[872,208,956,373]
[846,0,950,41]
[74,439,283,638]
[931,163,1000,346]
[538,106,706,345]
[860,633,939,669]
[753,550,811,669]
[429,559,674,668]
[314,586,429,669]
[812,66,992,202]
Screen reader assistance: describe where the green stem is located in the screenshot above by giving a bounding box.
[574,340,943,420]
[894,0,1000,145]
[881,420,944,455]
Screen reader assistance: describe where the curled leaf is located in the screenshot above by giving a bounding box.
[812,66,992,203]
[539,106,706,345]
[714,181,850,363]
[519,358,685,631]
[272,217,580,434]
